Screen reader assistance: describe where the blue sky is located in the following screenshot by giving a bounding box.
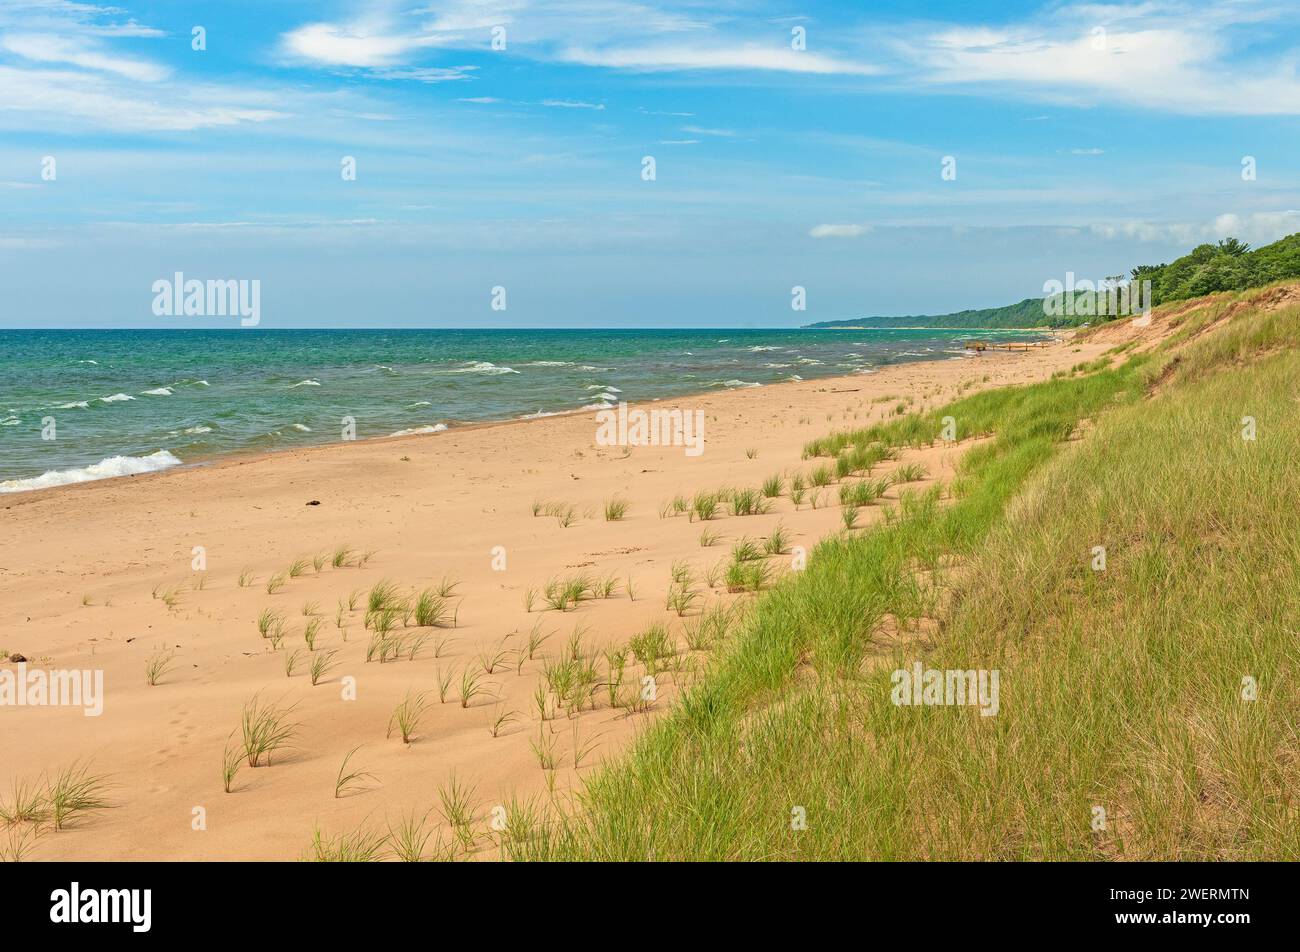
[1,0,1298,328]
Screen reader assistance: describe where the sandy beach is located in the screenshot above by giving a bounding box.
[0,335,1106,860]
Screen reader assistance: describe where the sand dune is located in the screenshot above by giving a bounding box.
[0,336,1111,860]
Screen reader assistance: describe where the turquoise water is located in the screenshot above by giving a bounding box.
[0,328,1039,490]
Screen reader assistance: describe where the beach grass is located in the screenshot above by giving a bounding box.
[46,762,112,831]
[460,666,489,708]
[240,694,298,768]
[334,746,376,798]
[730,487,770,516]
[437,774,478,851]
[414,588,455,628]
[256,608,282,638]
[763,523,791,556]
[144,647,175,686]
[303,617,323,649]
[309,648,338,686]
[387,689,431,745]
[387,808,441,862]
[0,777,49,827]
[305,824,388,862]
[691,491,720,522]
[221,735,242,793]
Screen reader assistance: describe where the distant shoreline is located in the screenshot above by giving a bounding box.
[806,325,1056,332]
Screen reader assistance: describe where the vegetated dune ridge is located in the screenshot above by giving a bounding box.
[0,326,1111,861]
[515,281,1300,862]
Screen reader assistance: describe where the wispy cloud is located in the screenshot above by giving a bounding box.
[809,223,871,238]
[281,20,453,69]
[2,31,169,81]
[0,65,289,132]
[898,1,1300,115]
[541,98,605,109]
[1088,211,1300,246]
[371,65,477,82]
[0,1,293,131]
[557,42,880,74]
[280,1,881,78]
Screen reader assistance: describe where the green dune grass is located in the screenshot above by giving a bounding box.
[518,293,1300,861]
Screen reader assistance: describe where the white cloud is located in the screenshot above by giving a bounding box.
[281,21,449,68]
[681,125,733,136]
[900,2,1300,115]
[1087,211,1300,246]
[810,223,871,239]
[638,107,695,117]
[3,31,169,81]
[558,43,879,74]
[281,1,881,77]
[0,65,288,132]
[0,2,295,133]
[541,99,605,109]
[372,65,477,82]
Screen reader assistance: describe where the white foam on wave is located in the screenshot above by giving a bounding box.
[55,401,90,409]
[436,361,520,375]
[142,387,173,396]
[584,384,622,393]
[288,379,321,388]
[99,393,135,403]
[0,450,182,494]
[0,416,19,426]
[522,360,573,367]
[713,379,761,389]
[390,424,448,436]
[292,423,312,432]
[748,345,781,352]
[182,425,213,435]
